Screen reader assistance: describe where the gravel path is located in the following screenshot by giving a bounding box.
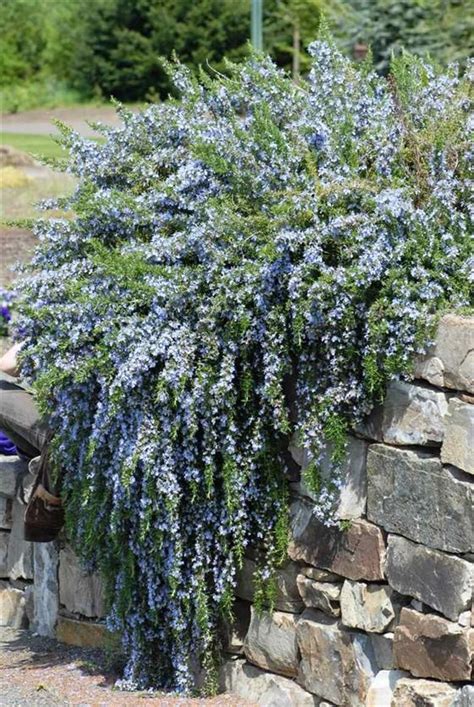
[0,627,249,706]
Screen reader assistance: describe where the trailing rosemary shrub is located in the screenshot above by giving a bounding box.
[14,40,472,693]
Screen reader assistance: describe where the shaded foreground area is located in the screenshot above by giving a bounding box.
[0,627,251,706]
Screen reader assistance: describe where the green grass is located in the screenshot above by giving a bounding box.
[1,132,67,160]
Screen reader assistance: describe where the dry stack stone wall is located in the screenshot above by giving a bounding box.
[222,313,474,707]
[0,313,473,707]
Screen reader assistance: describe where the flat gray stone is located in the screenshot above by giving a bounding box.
[235,556,303,613]
[243,606,299,678]
[0,498,12,529]
[358,381,450,446]
[386,535,473,621]
[414,314,474,393]
[59,544,105,618]
[32,540,59,637]
[441,398,474,475]
[340,580,402,633]
[6,500,33,580]
[289,498,386,581]
[371,633,394,670]
[0,531,8,577]
[220,658,319,706]
[391,677,458,707]
[297,575,342,616]
[290,434,368,520]
[296,608,378,706]
[367,444,473,553]
[0,456,29,498]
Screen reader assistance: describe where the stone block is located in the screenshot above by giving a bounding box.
[56,615,111,649]
[391,678,459,707]
[453,686,474,707]
[235,556,303,613]
[6,500,33,580]
[220,658,319,706]
[414,314,474,393]
[296,575,341,617]
[358,381,450,446]
[243,606,299,678]
[441,398,474,475]
[0,531,8,577]
[297,609,378,706]
[458,610,471,627]
[366,670,410,707]
[371,632,395,670]
[0,456,29,498]
[32,541,59,637]
[0,580,28,628]
[289,498,385,581]
[300,566,342,582]
[0,498,12,529]
[367,444,473,553]
[290,435,368,519]
[386,535,473,621]
[59,544,105,618]
[393,608,473,681]
[340,580,402,633]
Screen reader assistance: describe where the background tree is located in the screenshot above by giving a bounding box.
[1,0,472,109]
[342,0,474,71]
[266,0,351,80]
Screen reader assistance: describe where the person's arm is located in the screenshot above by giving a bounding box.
[0,342,23,377]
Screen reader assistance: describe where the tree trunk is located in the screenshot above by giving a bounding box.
[292,22,301,83]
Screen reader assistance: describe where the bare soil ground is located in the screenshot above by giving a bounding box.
[0,627,248,706]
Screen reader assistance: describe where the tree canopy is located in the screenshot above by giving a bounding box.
[1,0,472,109]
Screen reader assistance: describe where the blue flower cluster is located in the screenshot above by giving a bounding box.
[13,41,472,693]
[0,288,16,337]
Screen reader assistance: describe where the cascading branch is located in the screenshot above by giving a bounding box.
[13,39,472,693]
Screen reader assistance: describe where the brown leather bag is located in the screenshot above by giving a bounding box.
[24,432,65,543]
